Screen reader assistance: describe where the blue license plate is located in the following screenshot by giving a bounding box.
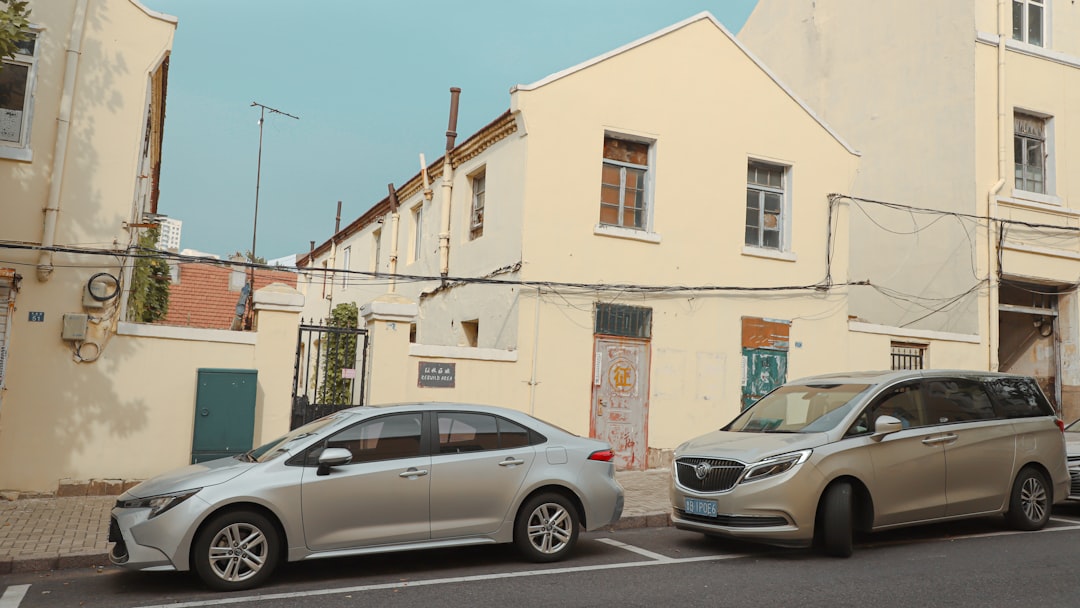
[685,498,718,518]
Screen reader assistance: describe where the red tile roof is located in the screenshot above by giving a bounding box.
[159,263,298,330]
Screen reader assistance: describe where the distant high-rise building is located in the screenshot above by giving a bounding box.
[157,217,182,251]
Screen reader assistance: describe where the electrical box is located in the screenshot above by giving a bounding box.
[83,283,105,308]
[62,313,89,341]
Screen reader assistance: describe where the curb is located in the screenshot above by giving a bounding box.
[0,512,672,575]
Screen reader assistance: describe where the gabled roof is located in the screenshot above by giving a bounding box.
[159,263,298,330]
[511,11,858,156]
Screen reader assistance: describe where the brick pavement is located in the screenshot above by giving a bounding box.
[0,468,673,575]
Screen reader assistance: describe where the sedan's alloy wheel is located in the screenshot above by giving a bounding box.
[527,502,573,554]
[207,522,268,582]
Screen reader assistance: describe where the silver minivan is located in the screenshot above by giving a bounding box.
[669,370,1069,556]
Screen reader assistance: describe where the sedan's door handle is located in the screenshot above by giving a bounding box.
[499,458,525,467]
[399,468,429,478]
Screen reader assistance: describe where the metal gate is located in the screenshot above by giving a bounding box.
[291,322,369,429]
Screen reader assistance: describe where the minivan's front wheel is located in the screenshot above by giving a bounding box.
[514,493,579,563]
[1006,467,1051,531]
[817,481,854,558]
[193,510,280,592]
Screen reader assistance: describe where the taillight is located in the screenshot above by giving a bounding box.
[588,449,615,462]
[1056,418,1066,432]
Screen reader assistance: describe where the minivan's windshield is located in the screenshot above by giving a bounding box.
[725,383,872,433]
[242,413,347,463]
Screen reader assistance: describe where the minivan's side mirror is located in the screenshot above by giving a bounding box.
[872,415,904,440]
[317,447,353,476]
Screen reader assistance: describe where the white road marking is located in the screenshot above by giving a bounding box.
[0,585,30,608]
[595,538,673,562]
[127,522,1080,608]
[130,553,750,608]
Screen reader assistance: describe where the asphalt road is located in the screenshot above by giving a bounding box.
[5,506,1080,608]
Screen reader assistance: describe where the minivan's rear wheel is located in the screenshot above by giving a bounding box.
[818,481,854,558]
[514,493,579,563]
[193,510,280,591]
[1006,467,1051,531]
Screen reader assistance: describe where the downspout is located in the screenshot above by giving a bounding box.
[986,0,1009,370]
[387,183,400,293]
[37,0,90,282]
[439,87,461,280]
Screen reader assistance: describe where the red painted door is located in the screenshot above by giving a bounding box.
[590,337,650,471]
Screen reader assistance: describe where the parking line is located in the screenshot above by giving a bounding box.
[0,585,29,608]
[130,553,750,608]
[595,538,673,562]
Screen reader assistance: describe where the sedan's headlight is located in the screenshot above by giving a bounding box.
[118,489,200,519]
[740,450,811,484]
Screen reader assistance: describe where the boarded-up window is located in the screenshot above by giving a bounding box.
[595,303,652,339]
[600,135,650,230]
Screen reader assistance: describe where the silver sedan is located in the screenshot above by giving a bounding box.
[108,403,624,591]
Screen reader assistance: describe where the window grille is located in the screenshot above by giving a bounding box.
[891,342,926,370]
[595,303,652,339]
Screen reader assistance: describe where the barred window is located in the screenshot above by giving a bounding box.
[595,303,652,339]
[891,342,926,370]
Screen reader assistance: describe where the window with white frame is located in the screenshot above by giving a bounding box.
[1012,0,1045,47]
[340,246,351,287]
[0,32,39,152]
[600,135,652,230]
[469,169,485,240]
[371,228,382,274]
[745,161,787,250]
[411,204,423,262]
[1015,112,1048,194]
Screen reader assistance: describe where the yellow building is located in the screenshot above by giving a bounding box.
[741,0,1080,420]
[299,13,863,469]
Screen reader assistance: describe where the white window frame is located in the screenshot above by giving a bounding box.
[1012,0,1047,47]
[598,132,656,234]
[743,160,793,255]
[340,246,351,287]
[410,204,423,263]
[1014,111,1054,199]
[0,29,41,161]
[371,228,382,273]
[469,169,486,240]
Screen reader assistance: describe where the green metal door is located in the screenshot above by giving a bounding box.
[192,368,257,463]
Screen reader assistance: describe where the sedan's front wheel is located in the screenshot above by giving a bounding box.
[193,510,280,591]
[514,493,580,563]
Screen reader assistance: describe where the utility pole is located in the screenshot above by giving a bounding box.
[240,101,299,329]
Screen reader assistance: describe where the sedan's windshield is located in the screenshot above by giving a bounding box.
[243,414,346,462]
[725,383,872,433]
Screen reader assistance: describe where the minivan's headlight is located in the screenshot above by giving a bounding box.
[118,489,200,519]
[740,450,811,484]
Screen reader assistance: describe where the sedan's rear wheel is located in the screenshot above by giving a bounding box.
[193,510,280,591]
[1005,467,1051,531]
[818,481,854,558]
[514,493,579,563]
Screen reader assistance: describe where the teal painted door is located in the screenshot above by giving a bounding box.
[192,369,257,463]
[740,317,790,410]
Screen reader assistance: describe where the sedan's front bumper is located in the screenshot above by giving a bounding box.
[109,493,209,572]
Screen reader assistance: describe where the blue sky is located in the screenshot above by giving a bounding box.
[140,0,758,261]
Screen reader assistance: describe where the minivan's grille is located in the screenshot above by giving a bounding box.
[675,457,745,493]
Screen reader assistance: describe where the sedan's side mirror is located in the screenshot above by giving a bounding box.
[872,415,903,440]
[316,447,353,476]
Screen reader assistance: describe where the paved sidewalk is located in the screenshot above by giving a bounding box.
[0,469,672,575]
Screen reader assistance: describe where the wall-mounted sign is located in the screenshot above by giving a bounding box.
[341,368,356,379]
[28,312,44,322]
[418,361,455,388]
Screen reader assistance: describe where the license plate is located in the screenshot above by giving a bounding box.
[684,497,718,518]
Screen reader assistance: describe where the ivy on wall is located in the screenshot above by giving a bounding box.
[318,302,359,405]
[126,227,171,323]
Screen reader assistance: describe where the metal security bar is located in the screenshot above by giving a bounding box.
[291,322,369,429]
[595,303,652,339]
[891,342,926,370]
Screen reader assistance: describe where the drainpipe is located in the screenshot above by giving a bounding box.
[439,87,461,280]
[387,183,400,293]
[986,0,1009,370]
[37,0,90,282]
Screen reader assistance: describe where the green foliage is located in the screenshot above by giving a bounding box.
[126,228,171,323]
[0,1,31,64]
[234,250,267,264]
[317,302,360,405]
